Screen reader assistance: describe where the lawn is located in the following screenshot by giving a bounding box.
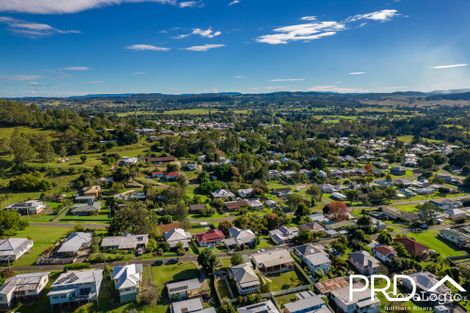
[163,108,220,115]
[262,268,308,292]
[275,293,299,308]
[407,229,467,258]
[13,225,73,267]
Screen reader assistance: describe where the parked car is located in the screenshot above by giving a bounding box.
[152,260,164,266]
[166,258,179,264]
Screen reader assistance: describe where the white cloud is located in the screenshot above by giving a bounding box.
[182,44,225,51]
[126,44,170,51]
[0,74,44,81]
[257,9,399,45]
[176,27,221,39]
[64,66,90,71]
[0,16,79,37]
[270,78,305,82]
[228,0,240,6]
[349,72,366,75]
[178,1,200,8]
[300,16,316,21]
[348,9,399,22]
[0,0,179,14]
[307,85,370,93]
[432,64,467,69]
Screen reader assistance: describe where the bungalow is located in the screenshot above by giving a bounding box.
[165,171,181,181]
[195,229,225,247]
[145,156,176,164]
[330,284,380,313]
[119,157,138,166]
[7,200,45,215]
[82,185,101,198]
[238,300,280,313]
[439,228,470,248]
[112,264,143,303]
[372,245,397,264]
[70,201,101,216]
[445,208,467,221]
[189,204,207,214]
[265,200,278,208]
[284,291,333,313]
[101,234,149,251]
[292,244,331,276]
[223,200,249,211]
[390,167,406,176]
[0,238,33,263]
[269,226,299,245]
[247,199,263,209]
[272,188,291,197]
[394,237,431,259]
[225,227,256,249]
[48,269,103,305]
[0,272,49,309]
[299,222,326,233]
[164,228,192,249]
[252,249,295,274]
[349,251,380,275]
[166,278,202,300]
[230,263,260,295]
[211,189,235,200]
[171,297,216,313]
[330,192,347,201]
[319,184,336,194]
[149,171,165,179]
[56,232,92,258]
[238,188,254,198]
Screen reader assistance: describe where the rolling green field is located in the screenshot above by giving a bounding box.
[408,229,467,258]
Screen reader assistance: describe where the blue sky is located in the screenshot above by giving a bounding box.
[0,0,469,97]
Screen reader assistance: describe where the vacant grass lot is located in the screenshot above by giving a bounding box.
[262,268,308,292]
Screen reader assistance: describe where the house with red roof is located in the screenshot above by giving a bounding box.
[165,171,181,181]
[149,171,165,179]
[394,237,431,259]
[195,229,225,247]
[372,245,397,264]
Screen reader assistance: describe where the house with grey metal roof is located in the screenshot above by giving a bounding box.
[225,227,256,249]
[112,264,143,303]
[164,228,192,249]
[349,251,380,276]
[251,249,294,274]
[0,238,33,263]
[48,269,103,305]
[101,234,148,251]
[70,201,101,216]
[0,272,49,309]
[269,226,299,245]
[56,232,92,257]
[170,297,216,313]
[284,291,333,313]
[237,300,280,313]
[230,263,260,295]
[166,278,203,300]
[330,284,380,313]
[292,244,331,276]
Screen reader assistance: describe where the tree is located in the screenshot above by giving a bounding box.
[378,232,393,245]
[286,193,304,207]
[323,201,349,222]
[80,155,88,164]
[230,252,244,266]
[464,175,470,190]
[147,238,158,252]
[218,220,233,236]
[197,249,218,274]
[418,202,439,224]
[294,203,310,220]
[220,302,237,313]
[306,184,322,201]
[0,210,28,236]
[10,130,35,166]
[109,202,153,235]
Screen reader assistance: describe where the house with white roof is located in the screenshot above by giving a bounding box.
[330,283,380,313]
[284,291,333,313]
[112,264,143,303]
[252,249,295,274]
[0,238,33,263]
[292,244,331,276]
[7,200,45,215]
[0,272,49,309]
[224,227,256,249]
[349,251,380,275]
[269,226,299,245]
[164,228,192,249]
[166,278,203,300]
[238,188,254,198]
[237,300,280,313]
[211,189,235,200]
[48,269,103,305]
[101,234,149,251]
[230,263,260,295]
[56,232,92,258]
[439,228,470,248]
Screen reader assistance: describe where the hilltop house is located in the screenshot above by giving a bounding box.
[166,278,203,300]
[164,228,192,249]
[230,263,260,295]
[195,229,225,247]
[252,249,295,274]
[292,244,331,276]
[101,234,149,251]
[0,272,49,309]
[7,200,45,215]
[349,251,380,275]
[269,226,299,245]
[56,232,92,258]
[112,264,143,303]
[0,238,33,263]
[330,284,380,313]
[48,269,103,305]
